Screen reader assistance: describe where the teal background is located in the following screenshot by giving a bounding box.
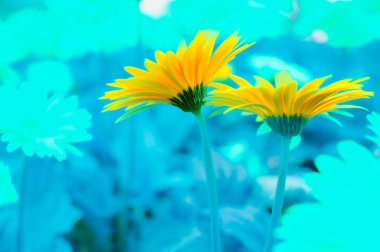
[0,0,379,251]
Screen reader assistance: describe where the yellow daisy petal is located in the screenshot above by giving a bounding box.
[101,30,254,121]
[208,71,373,136]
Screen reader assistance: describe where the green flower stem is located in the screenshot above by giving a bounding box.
[193,109,220,252]
[113,211,127,252]
[17,159,28,252]
[263,135,291,252]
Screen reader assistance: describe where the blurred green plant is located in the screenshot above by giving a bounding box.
[294,0,380,47]
[169,0,380,48]
[0,0,183,63]
[367,112,380,147]
[251,55,312,83]
[0,64,20,86]
[275,140,380,252]
[0,162,18,208]
[0,4,137,61]
[169,0,292,41]
[26,60,74,93]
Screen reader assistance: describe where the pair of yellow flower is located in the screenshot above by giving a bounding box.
[100,30,373,252]
[101,30,372,136]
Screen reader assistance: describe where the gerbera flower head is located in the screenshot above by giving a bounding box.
[0,84,92,161]
[100,30,255,122]
[208,71,373,136]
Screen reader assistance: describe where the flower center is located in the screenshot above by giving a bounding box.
[265,115,309,136]
[169,84,207,113]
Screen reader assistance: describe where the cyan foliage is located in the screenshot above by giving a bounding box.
[276,140,380,252]
[0,0,379,251]
[0,162,18,208]
[0,159,81,252]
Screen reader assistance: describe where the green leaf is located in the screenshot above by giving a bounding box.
[209,108,226,118]
[319,113,342,127]
[290,135,302,150]
[329,109,354,117]
[257,122,271,135]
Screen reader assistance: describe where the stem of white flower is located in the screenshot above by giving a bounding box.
[16,159,28,252]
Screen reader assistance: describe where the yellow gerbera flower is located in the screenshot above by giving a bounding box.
[100,30,254,122]
[208,71,373,136]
